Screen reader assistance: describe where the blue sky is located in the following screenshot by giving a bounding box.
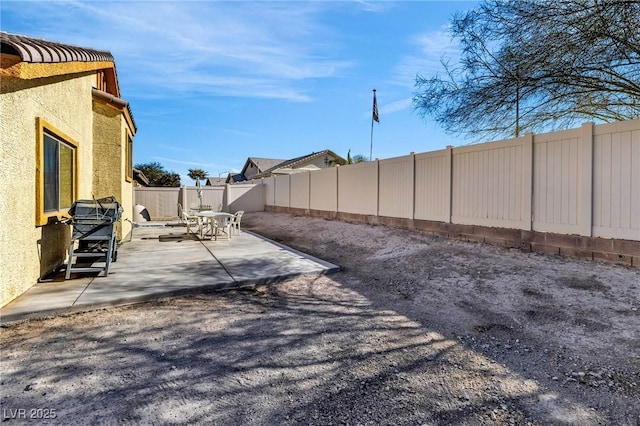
[1,1,479,183]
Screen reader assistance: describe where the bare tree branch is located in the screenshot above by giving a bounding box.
[413,0,640,140]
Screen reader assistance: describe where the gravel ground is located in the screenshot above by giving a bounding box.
[1,212,639,425]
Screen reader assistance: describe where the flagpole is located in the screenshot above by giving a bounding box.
[370,118,374,162]
[370,89,376,161]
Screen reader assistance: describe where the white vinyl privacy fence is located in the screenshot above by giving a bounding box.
[134,184,264,219]
[264,120,640,242]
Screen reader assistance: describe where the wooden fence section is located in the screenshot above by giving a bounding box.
[263,120,640,266]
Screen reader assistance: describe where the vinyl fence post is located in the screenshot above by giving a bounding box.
[523,132,534,231]
[180,186,187,216]
[579,122,594,237]
[445,146,453,223]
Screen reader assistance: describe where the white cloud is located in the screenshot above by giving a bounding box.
[152,156,217,169]
[382,98,412,114]
[371,27,461,117]
[393,27,460,88]
[221,128,258,138]
[8,1,354,102]
[350,0,395,13]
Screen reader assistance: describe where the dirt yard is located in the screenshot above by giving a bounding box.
[1,212,639,425]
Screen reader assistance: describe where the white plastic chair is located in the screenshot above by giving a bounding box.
[178,203,201,236]
[213,214,232,241]
[230,211,244,236]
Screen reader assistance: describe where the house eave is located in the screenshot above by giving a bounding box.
[0,60,115,80]
[92,88,137,134]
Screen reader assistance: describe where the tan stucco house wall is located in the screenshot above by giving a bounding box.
[0,32,136,307]
[91,100,134,240]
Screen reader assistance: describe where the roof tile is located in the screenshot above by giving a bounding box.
[1,31,113,63]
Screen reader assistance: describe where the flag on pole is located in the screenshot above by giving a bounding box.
[372,90,379,123]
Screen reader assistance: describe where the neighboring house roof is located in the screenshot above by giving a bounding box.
[242,157,287,175]
[227,173,248,183]
[234,157,287,182]
[234,150,346,182]
[204,177,226,186]
[251,150,346,179]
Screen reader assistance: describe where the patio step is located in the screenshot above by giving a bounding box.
[65,233,117,279]
[66,267,106,273]
[73,252,107,258]
[78,235,112,241]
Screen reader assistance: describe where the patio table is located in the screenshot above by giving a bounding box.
[194,211,234,240]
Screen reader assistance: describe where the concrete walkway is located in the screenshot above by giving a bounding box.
[0,223,339,324]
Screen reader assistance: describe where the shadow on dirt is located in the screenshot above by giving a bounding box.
[2,213,639,425]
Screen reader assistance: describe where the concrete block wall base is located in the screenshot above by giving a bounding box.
[265,206,640,268]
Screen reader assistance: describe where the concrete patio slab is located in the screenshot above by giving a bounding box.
[0,224,339,324]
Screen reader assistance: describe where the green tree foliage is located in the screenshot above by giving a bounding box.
[156,172,181,187]
[134,161,181,187]
[413,0,640,139]
[346,150,368,164]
